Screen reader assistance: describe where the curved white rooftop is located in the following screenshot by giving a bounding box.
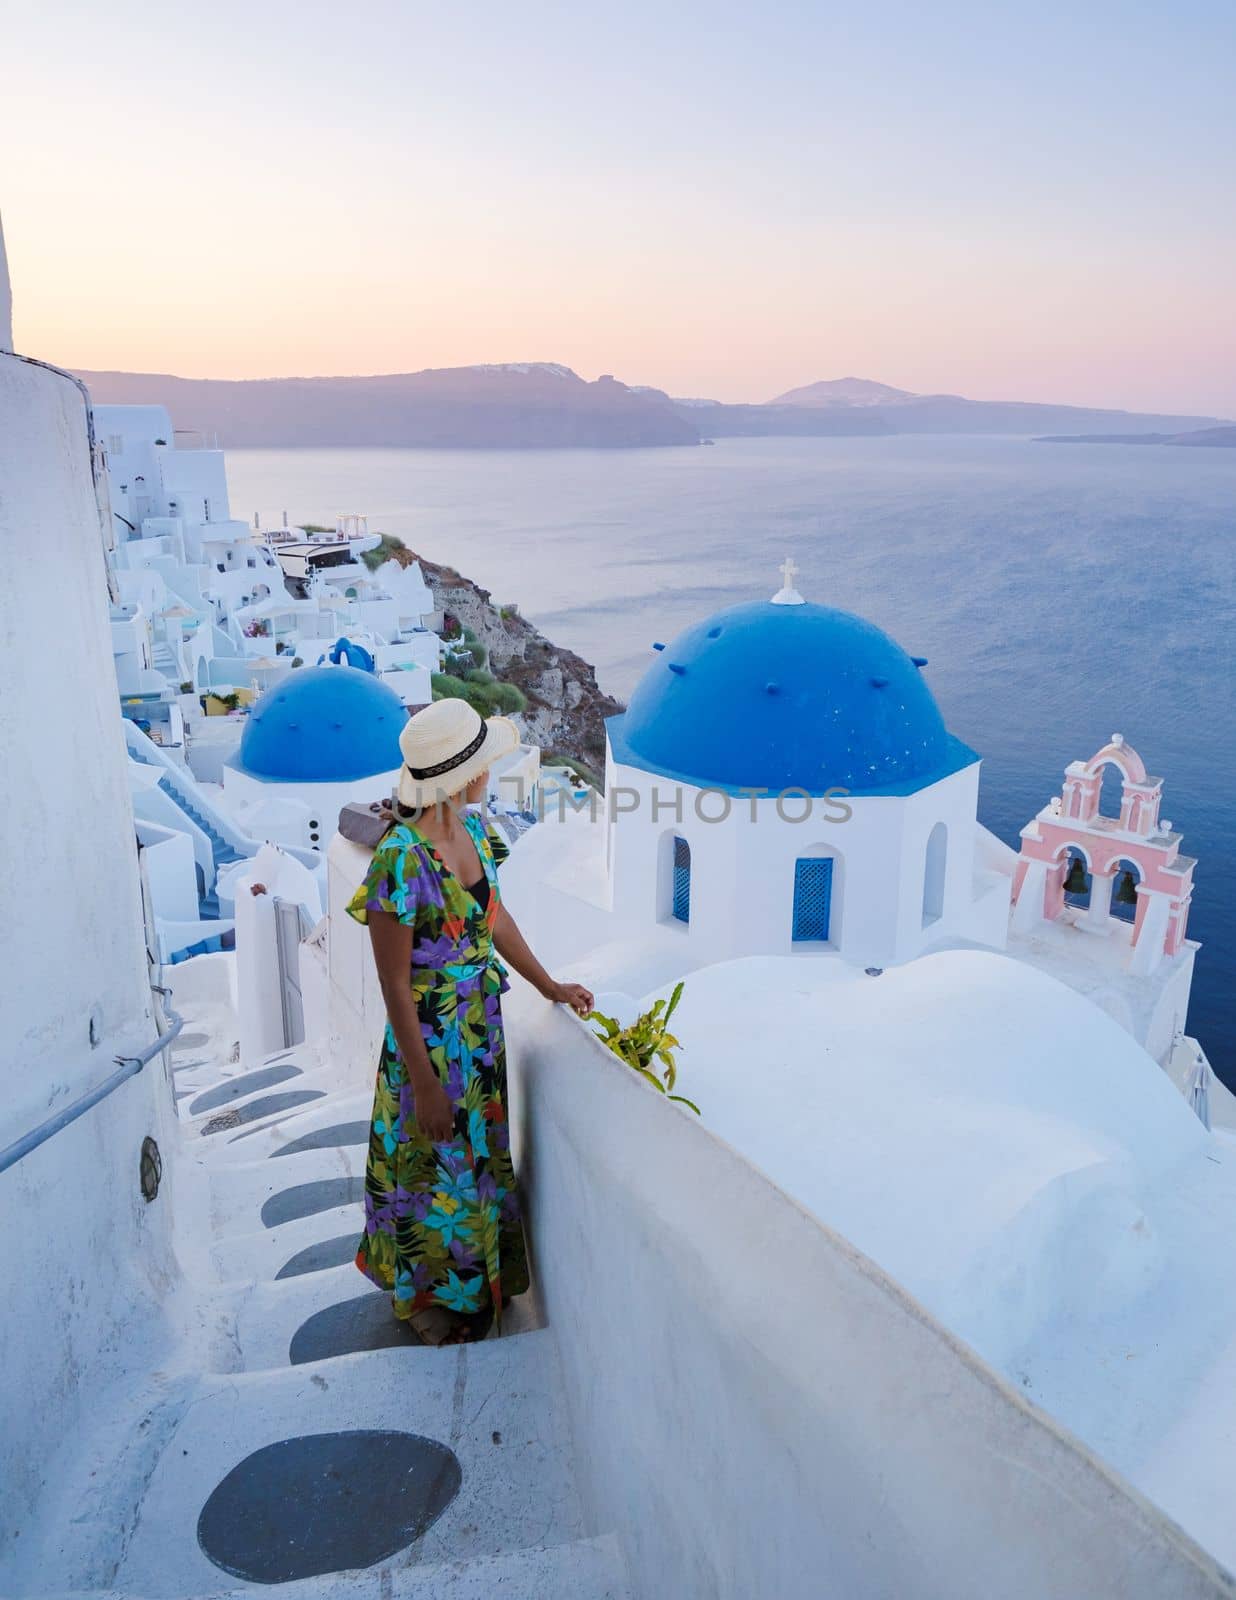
[619,948,1236,1566]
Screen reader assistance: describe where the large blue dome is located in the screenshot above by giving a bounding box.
[238,666,405,783]
[608,600,977,796]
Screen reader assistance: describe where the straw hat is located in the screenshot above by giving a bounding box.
[397,698,519,810]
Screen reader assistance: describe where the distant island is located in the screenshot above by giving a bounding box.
[74,364,697,449]
[1036,425,1236,448]
[73,363,1231,450]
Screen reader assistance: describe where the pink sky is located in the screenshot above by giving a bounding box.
[4,1,1234,415]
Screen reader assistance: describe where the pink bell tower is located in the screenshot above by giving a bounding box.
[1011,735,1196,975]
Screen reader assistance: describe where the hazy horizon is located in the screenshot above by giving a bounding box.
[4,0,1234,414]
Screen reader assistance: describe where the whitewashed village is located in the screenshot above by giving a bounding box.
[4,211,1236,1600]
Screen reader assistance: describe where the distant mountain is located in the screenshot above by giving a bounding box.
[770,377,917,408]
[1037,425,1236,448]
[673,379,1228,441]
[74,362,1231,448]
[73,364,699,449]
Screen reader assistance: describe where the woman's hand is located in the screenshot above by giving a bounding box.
[412,1073,456,1143]
[546,980,594,1016]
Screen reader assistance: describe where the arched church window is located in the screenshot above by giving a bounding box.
[922,822,948,927]
[792,857,833,942]
[1110,858,1141,923]
[672,837,691,923]
[1062,846,1092,908]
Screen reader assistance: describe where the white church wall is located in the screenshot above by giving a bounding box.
[604,754,995,970]
[892,763,1007,961]
[505,994,1234,1600]
[222,763,400,854]
[0,354,181,1556]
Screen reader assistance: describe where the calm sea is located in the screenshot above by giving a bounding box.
[225,436,1236,1082]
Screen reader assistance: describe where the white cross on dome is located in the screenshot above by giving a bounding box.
[771,555,804,606]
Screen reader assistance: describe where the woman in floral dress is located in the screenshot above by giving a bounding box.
[347,699,592,1346]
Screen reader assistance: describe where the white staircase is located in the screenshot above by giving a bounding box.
[2,997,633,1600]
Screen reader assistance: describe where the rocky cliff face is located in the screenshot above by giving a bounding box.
[415,553,623,782]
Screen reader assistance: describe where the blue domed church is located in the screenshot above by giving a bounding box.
[602,566,1009,969]
[222,666,407,854]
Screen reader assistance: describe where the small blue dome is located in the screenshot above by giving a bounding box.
[239,666,405,783]
[608,600,976,796]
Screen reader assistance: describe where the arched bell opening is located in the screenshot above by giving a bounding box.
[1109,858,1142,924]
[1061,845,1092,909]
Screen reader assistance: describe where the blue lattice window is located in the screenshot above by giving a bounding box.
[792,857,833,942]
[672,836,691,923]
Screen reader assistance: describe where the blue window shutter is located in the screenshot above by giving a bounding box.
[792,858,832,942]
[672,837,691,923]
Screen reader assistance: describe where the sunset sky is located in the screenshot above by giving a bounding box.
[3,0,1234,412]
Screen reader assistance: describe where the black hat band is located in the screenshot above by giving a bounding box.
[405,722,488,780]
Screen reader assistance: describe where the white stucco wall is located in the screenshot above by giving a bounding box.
[0,352,179,1556]
[160,445,232,524]
[326,835,390,1091]
[505,996,1236,1600]
[136,820,200,926]
[0,358,152,1130]
[232,845,324,1063]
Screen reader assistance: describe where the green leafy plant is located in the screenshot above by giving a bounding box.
[432,670,527,719]
[588,983,699,1114]
[360,533,414,572]
[486,681,526,714]
[461,626,488,668]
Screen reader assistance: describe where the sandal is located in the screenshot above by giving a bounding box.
[408,1303,495,1347]
[408,1307,459,1346]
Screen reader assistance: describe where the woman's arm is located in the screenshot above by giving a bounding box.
[368,910,455,1141]
[492,902,593,1016]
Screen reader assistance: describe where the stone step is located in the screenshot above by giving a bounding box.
[38,1532,631,1600]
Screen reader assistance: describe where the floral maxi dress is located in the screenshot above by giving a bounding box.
[346,813,528,1324]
